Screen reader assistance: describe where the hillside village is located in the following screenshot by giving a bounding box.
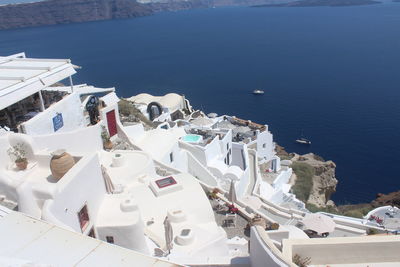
[1,53,400,266]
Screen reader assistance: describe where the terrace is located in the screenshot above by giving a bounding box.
[0,53,76,132]
[184,128,229,147]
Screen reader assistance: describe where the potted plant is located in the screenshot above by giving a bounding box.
[7,143,28,170]
[101,125,113,150]
[208,188,220,199]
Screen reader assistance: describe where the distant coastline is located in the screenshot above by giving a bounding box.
[0,0,288,30]
[254,0,381,7]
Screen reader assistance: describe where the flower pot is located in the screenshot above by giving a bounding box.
[15,159,28,170]
[50,150,75,181]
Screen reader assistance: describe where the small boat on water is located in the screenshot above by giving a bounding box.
[296,137,311,145]
[253,89,264,95]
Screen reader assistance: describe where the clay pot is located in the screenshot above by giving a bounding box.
[16,159,28,170]
[50,150,75,180]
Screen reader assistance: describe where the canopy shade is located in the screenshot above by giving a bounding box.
[0,53,76,110]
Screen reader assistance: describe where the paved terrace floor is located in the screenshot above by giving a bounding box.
[209,199,250,240]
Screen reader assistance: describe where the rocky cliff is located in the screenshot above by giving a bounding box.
[291,153,338,208]
[0,0,221,30]
[276,145,338,208]
[277,144,400,217]
[0,0,154,30]
[372,191,400,208]
[0,0,282,30]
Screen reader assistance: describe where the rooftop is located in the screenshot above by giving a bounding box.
[0,206,182,267]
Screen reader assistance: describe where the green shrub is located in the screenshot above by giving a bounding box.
[305,203,339,214]
[279,154,292,161]
[291,162,315,202]
[118,99,154,127]
[343,209,364,218]
[118,99,136,116]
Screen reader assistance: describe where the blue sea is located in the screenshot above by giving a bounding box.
[1,4,400,204]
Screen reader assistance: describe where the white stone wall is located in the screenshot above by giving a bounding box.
[272,168,293,190]
[23,93,85,136]
[204,137,222,164]
[256,130,274,162]
[33,124,103,155]
[45,154,106,234]
[250,227,291,267]
[284,236,400,266]
[231,142,246,170]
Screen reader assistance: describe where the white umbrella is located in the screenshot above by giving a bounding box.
[302,213,336,235]
[101,165,115,194]
[384,218,400,230]
[163,216,173,254]
[228,180,237,205]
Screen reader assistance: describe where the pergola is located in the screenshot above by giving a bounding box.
[0,52,76,111]
[0,52,76,130]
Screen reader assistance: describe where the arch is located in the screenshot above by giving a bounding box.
[147,102,163,121]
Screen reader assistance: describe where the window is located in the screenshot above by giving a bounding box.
[262,143,266,149]
[106,236,114,244]
[78,205,90,232]
[169,152,174,162]
[155,176,177,188]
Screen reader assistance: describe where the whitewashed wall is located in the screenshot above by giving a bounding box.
[23,93,85,135]
[250,227,291,267]
[272,168,293,190]
[46,154,106,234]
[256,130,274,162]
[218,130,232,165]
[179,141,207,165]
[186,152,218,187]
[231,143,246,170]
[204,137,221,164]
[33,124,103,155]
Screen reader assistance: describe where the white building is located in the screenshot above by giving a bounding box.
[0,205,183,267]
[0,53,120,142]
[128,93,193,122]
[250,226,400,267]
